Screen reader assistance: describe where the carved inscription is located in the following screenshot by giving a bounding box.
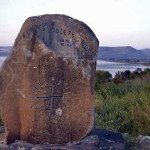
[57,38,72,47]
[51,27,75,37]
[22,20,96,60]
[30,78,64,119]
[31,78,47,94]
[77,40,96,60]
[22,20,75,47]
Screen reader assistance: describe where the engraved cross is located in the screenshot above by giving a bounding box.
[30,78,63,117]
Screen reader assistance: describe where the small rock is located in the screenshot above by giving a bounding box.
[135,135,150,150]
[80,135,100,146]
[0,128,127,150]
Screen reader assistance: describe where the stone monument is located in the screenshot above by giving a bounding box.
[0,14,99,144]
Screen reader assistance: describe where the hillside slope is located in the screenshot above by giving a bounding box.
[0,46,150,61]
[98,46,149,60]
[141,49,150,59]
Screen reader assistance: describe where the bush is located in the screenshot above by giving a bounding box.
[95,70,112,91]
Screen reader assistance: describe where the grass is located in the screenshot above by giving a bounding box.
[95,73,150,136]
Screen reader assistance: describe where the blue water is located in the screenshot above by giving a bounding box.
[0,57,6,67]
[0,57,149,77]
[97,60,150,77]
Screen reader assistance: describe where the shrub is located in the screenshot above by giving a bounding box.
[95,72,150,136]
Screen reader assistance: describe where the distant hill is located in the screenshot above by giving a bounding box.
[0,46,150,61]
[98,46,150,60]
[141,49,150,59]
[0,46,12,56]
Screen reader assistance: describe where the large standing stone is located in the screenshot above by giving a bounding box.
[0,14,99,144]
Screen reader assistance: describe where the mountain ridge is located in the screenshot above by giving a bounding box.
[0,46,150,60]
[98,46,150,60]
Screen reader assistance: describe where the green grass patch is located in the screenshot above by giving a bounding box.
[95,74,150,136]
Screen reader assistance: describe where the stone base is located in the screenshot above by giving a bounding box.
[0,127,127,150]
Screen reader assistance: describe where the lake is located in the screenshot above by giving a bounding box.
[0,57,6,67]
[0,57,149,77]
[97,60,150,77]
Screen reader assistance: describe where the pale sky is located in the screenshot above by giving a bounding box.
[0,0,150,49]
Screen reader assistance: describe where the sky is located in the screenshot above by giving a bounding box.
[0,0,150,49]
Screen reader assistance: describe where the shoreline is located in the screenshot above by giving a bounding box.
[99,59,150,66]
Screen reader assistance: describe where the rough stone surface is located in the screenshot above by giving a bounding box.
[0,128,127,150]
[135,135,150,150]
[0,14,99,144]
